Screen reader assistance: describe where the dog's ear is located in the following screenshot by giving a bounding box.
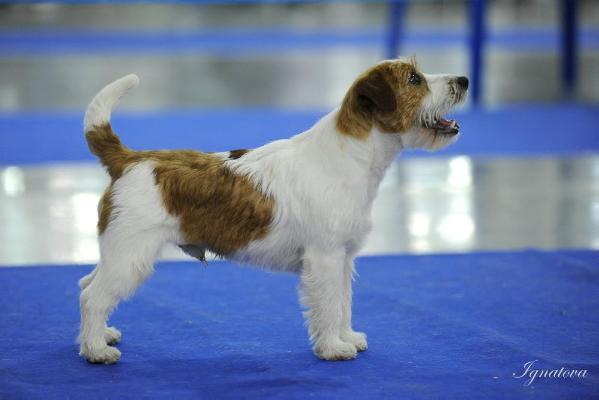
[354,70,396,114]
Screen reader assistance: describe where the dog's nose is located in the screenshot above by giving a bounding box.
[456,76,469,90]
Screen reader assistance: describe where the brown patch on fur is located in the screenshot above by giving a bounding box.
[229,149,249,160]
[97,186,114,235]
[153,152,273,257]
[85,124,133,180]
[86,123,273,255]
[336,59,430,139]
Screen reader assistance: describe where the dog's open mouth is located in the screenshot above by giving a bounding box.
[423,117,460,136]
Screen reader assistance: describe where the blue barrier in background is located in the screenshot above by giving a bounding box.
[1,104,598,165]
[469,0,485,106]
[2,27,596,55]
[561,0,578,97]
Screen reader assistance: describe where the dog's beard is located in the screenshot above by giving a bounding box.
[409,89,465,151]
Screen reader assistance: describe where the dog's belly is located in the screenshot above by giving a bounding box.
[228,233,304,273]
[227,213,372,272]
[180,221,369,272]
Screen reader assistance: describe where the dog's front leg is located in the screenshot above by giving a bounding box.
[300,246,358,361]
[340,256,368,351]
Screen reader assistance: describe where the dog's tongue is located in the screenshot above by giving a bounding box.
[433,118,460,135]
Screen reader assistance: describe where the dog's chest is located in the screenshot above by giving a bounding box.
[229,188,373,271]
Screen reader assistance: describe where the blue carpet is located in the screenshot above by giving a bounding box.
[0,104,598,165]
[0,250,598,399]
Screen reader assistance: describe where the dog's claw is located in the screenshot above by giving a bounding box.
[341,331,368,352]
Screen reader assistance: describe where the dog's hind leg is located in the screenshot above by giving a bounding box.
[78,225,167,364]
[104,325,122,345]
[78,267,97,290]
[78,265,122,345]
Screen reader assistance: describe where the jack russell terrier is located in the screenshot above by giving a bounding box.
[78,58,468,363]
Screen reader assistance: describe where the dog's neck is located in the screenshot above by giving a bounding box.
[229,109,405,209]
[304,109,404,201]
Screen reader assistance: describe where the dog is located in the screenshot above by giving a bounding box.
[78,58,468,363]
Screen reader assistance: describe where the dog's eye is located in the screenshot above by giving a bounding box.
[409,72,421,85]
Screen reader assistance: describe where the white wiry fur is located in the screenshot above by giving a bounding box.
[84,73,139,133]
[78,66,465,363]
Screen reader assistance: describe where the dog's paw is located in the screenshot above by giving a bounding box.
[341,330,368,352]
[314,340,358,361]
[80,344,121,365]
[104,326,122,345]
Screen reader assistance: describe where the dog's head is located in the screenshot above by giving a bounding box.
[336,58,468,151]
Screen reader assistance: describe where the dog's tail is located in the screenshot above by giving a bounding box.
[84,74,139,179]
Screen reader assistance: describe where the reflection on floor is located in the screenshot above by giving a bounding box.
[1,155,597,266]
[1,2,598,267]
